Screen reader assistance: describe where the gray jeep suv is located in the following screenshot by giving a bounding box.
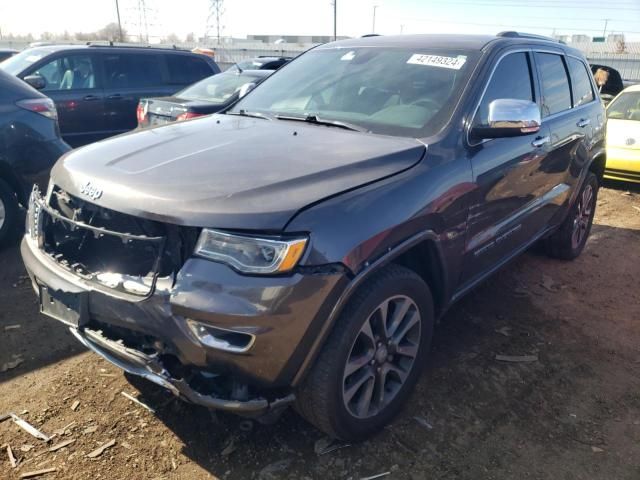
[21,32,606,440]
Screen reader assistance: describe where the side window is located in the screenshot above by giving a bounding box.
[567,57,594,107]
[103,54,164,88]
[536,53,572,117]
[165,55,212,85]
[34,55,96,91]
[473,52,534,127]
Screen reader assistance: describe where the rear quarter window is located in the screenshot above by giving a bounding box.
[165,55,213,85]
[567,57,594,107]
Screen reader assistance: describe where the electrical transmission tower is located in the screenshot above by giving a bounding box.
[205,0,225,44]
[137,0,151,43]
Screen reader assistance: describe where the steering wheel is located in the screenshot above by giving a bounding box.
[411,98,441,111]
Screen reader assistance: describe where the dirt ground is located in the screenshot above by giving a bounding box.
[1,181,639,480]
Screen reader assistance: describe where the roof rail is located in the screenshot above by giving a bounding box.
[497,31,562,43]
[86,41,187,51]
[361,34,382,38]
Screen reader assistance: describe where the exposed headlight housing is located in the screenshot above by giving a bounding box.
[194,229,307,274]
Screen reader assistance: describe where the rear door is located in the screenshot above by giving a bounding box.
[532,51,594,227]
[101,52,170,134]
[24,52,105,147]
[461,50,553,286]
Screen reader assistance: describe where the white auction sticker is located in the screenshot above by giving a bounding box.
[407,54,467,70]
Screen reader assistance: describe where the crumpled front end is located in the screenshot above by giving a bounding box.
[22,185,347,417]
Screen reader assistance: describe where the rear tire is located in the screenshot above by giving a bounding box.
[296,264,434,441]
[0,179,19,247]
[545,172,598,260]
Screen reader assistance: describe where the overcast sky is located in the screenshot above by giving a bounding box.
[1,0,639,41]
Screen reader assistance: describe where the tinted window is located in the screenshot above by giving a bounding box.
[230,47,478,138]
[33,54,97,91]
[474,52,534,127]
[567,57,594,107]
[166,55,212,85]
[536,53,571,117]
[104,54,164,88]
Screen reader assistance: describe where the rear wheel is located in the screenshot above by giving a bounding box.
[296,264,434,441]
[545,172,598,260]
[0,179,19,247]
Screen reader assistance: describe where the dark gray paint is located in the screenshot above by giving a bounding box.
[50,114,426,229]
[22,34,606,409]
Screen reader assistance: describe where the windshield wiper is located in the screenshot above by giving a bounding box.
[226,110,273,120]
[275,114,368,132]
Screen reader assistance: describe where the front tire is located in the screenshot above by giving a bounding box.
[296,264,434,441]
[545,172,598,260]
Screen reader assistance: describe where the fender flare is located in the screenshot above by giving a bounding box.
[291,229,447,386]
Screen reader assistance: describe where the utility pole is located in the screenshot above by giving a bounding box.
[115,0,123,42]
[602,19,610,39]
[333,0,337,41]
[372,5,378,34]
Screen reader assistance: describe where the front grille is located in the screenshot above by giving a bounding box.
[32,186,199,298]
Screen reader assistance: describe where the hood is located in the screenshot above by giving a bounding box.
[51,114,425,230]
[606,119,640,150]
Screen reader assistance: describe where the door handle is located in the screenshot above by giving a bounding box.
[107,94,123,100]
[83,95,100,101]
[577,118,591,128]
[531,136,551,148]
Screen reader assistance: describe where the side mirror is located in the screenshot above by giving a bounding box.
[472,99,541,139]
[238,82,256,99]
[23,74,46,90]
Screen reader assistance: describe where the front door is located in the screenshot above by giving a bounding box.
[460,50,553,287]
[25,53,105,147]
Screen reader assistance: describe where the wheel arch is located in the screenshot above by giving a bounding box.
[292,230,449,386]
[0,161,27,206]
[589,151,606,182]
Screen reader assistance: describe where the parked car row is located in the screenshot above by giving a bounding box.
[0,44,221,146]
[18,32,613,441]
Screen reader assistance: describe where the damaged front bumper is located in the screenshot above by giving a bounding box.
[70,326,293,416]
[21,186,348,417]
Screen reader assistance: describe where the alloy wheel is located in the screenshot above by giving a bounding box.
[571,184,594,250]
[342,295,421,419]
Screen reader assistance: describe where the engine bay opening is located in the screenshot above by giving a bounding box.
[36,186,199,297]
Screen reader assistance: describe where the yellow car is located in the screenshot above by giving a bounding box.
[605,84,640,183]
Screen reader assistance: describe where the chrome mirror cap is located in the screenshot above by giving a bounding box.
[473,99,541,139]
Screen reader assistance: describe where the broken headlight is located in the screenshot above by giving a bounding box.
[194,229,307,274]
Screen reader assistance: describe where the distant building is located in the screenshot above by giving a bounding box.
[553,35,570,43]
[607,34,625,43]
[571,34,591,43]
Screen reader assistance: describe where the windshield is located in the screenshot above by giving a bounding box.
[0,48,54,75]
[607,91,640,121]
[229,46,477,137]
[178,72,263,103]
